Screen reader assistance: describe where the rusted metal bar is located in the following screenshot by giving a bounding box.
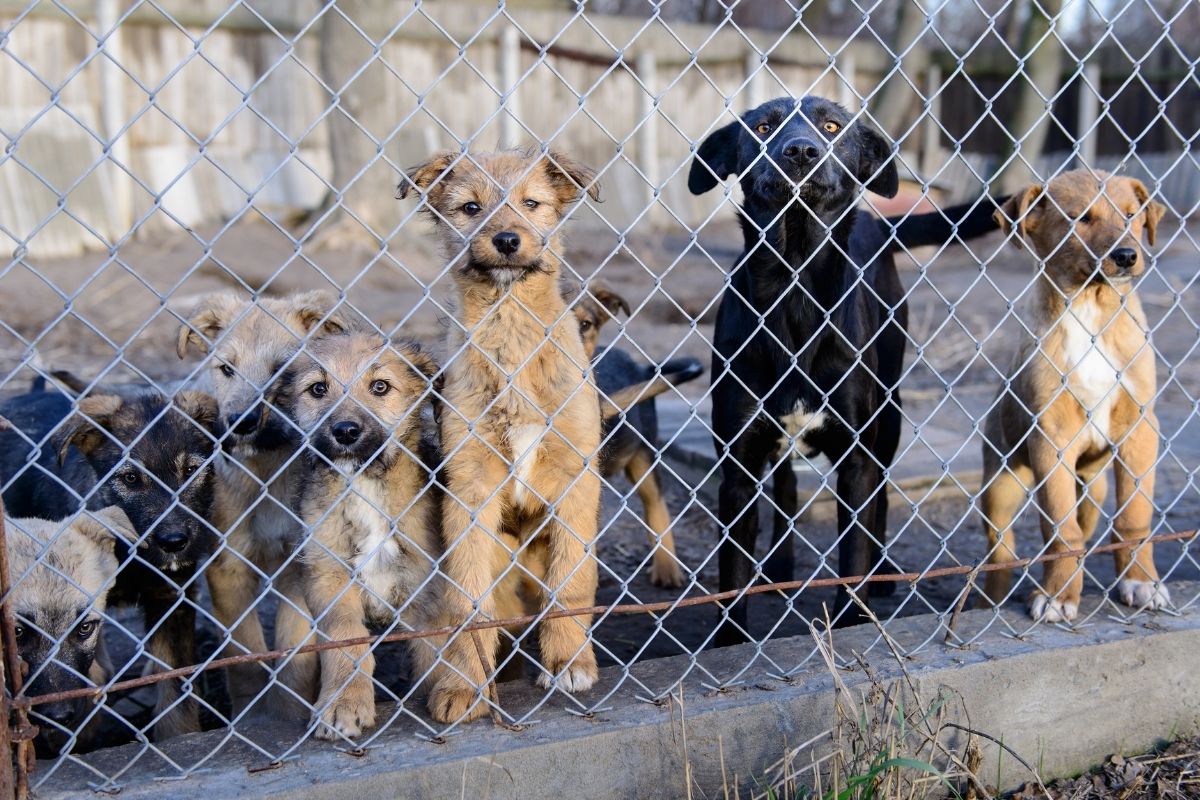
[0,416,32,800]
[19,528,1195,711]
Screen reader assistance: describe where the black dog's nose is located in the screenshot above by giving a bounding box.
[1111,247,1138,270]
[331,421,361,445]
[492,231,521,255]
[225,410,258,436]
[153,530,189,553]
[39,704,76,728]
[783,140,821,165]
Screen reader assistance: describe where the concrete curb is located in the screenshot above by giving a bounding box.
[39,586,1200,798]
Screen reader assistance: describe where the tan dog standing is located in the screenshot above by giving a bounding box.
[177,291,346,716]
[400,148,602,723]
[981,170,1168,621]
[283,333,444,740]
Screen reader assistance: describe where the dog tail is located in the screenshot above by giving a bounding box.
[881,197,1005,251]
[600,357,704,421]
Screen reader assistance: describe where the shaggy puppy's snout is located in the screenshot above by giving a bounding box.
[492,231,521,255]
[1111,247,1138,271]
[331,420,362,445]
[225,408,259,436]
[783,139,820,166]
[153,530,190,553]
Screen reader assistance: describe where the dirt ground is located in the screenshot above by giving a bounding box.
[1015,737,1200,799]
[3,207,1199,747]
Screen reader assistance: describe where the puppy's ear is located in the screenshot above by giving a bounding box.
[855,123,899,199]
[590,283,631,320]
[397,342,439,383]
[74,507,137,552]
[56,394,123,465]
[688,119,742,195]
[996,184,1043,244]
[174,391,220,435]
[290,291,347,337]
[177,293,242,359]
[543,150,601,204]
[1129,178,1166,247]
[398,151,458,200]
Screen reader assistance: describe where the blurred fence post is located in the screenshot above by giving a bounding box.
[745,49,764,108]
[838,51,858,110]
[921,62,943,178]
[499,25,521,147]
[637,50,661,227]
[1077,62,1101,168]
[97,0,132,239]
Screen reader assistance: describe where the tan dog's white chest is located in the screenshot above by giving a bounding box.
[507,422,547,507]
[340,477,422,620]
[1055,302,1133,447]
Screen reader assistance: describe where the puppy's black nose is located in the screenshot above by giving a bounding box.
[1111,247,1138,270]
[492,231,521,255]
[783,139,820,165]
[38,704,77,728]
[225,411,258,436]
[153,530,189,553]
[331,421,361,445]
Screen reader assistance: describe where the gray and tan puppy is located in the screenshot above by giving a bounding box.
[282,333,443,740]
[400,148,603,724]
[177,290,347,716]
[981,170,1168,622]
[6,508,130,755]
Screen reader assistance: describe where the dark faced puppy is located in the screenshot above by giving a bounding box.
[689,96,1001,642]
[0,387,221,740]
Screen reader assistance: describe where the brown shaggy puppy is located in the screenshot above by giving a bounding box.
[981,170,1168,622]
[282,333,444,740]
[400,148,602,724]
[177,290,347,716]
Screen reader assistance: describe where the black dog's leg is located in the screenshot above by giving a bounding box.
[833,441,883,628]
[763,454,797,584]
[868,394,903,597]
[143,586,201,739]
[714,427,775,648]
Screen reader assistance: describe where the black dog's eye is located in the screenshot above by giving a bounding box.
[755,122,772,136]
[183,463,199,477]
[13,624,24,642]
[822,121,841,134]
[218,363,235,378]
[370,380,390,396]
[75,620,97,640]
[120,470,141,488]
[308,382,328,399]
[462,202,482,216]
[523,199,540,210]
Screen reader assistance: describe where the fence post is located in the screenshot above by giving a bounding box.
[0,465,31,800]
[96,0,132,240]
[637,50,660,227]
[744,48,764,108]
[838,51,858,111]
[1076,62,1102,168]
[499,25,521,147]
[921,62,943,179]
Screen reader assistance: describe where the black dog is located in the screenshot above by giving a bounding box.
[0,380,221,738]
[689,96,1001,643]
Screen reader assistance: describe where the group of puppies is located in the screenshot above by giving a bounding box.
[0,92,1172,755]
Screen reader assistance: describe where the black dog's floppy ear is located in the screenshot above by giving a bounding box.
[855,123,899,199]
[688,119,742,195]
[56,394,123,465]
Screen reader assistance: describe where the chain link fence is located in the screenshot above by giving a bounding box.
[0,0,1197,794]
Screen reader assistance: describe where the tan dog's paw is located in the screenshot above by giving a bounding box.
[313,687,376,741]
[1116,579,1171,610]
[1028,592,1078,623]
[427,681,488,724]
[650,555,684,589]
[536,652,598,693]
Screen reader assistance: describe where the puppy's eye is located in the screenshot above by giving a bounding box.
[218,364,235,378]
[183,463,199,477]
[579,320,593,332]
[523,199,540,210]
[370,380,390,396]
[1080,211,1093,224]
[13,624,25,642]
[462,202,482,216]
[755,122,772,136]
[822,121,841,134]
[120,470,141,488]
[75,620,97,640]
[308,382,328,399]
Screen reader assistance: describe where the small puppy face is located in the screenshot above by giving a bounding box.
[284,333,437,471]
[177,291,346,452]
[997,170,1166,289]
[8,508,129,755]
[571,283,630,360]
[688,95,899,216]
[399,148,600,287]
[55,392,220,577]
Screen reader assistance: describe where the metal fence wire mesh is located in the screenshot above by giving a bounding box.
[0,0,1197,792]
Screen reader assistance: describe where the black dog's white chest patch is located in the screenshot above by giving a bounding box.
[776,401,826,457]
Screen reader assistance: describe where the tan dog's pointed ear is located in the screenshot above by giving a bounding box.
[74,507,137,552]
[996,184,1043,244]
[398,151,459,200]
[543,150,602,204]
[177,293,242,359]
[396,341,439,383]
[590,283,631,320]
[56,395,123,465]
[1129,179,1166,247]
[290,291,347,336]
[174,390,220,435]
